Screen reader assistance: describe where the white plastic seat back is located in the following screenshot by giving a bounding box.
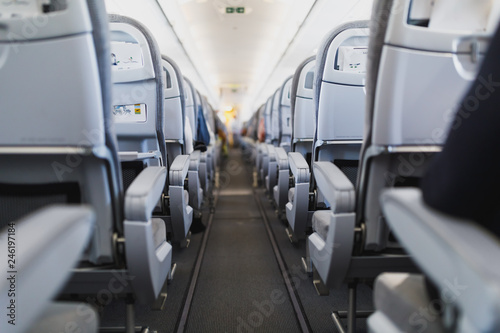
[194,90,203,135]
[284,57,316,239]
[279,77,293,152]
[201,96,216,193]
[358,0,491,251]
[162,55,186,165]
[271,77,293,209]
[183,78,197,154]
[270,88,281,146]
[263,96,273,144]
[109,16,165,170]
[0,0,120,265]
[313,21,369,187]
[163,60,204,211]
[255,104,266,173]
[203,97,217,142]
[291,56,316,161]
[257,96,273,186]
[0,4,172,306]
[306,21,371,288]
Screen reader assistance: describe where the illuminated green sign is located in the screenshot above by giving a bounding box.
[226,7,245,14]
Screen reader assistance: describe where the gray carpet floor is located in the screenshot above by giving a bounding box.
[99,148,373,332]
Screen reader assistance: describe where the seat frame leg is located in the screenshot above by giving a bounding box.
[331,282,373,333]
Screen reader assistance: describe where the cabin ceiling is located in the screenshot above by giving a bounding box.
[105,0,373,121]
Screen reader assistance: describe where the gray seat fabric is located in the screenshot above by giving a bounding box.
[288,187,295,204]
[152,218,166,249]
[371,273,444,333]
[28,302,99,333]
[0,205,95,333]
[380,188,500,333]
[311,210,330,241]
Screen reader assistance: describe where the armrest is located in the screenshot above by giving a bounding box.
[259,143,268,155]
[267,144,276,161]
[118,151,161,161]
[169,154,190,186]
[313,161,355,214]
[288,152,310,183]
[125,166,167,221]
[274,147,288,170]
[189,150,201,171]
[0,205,95,333]
[381,188,500,332]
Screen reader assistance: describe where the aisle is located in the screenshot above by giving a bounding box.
[185,149,302,332]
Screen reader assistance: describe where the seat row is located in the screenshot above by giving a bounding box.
[0,1,221,332]
[241,0,500,331]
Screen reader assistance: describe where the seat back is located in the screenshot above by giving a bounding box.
[313,21,370,187]
[202,97,217,142]
[249,108,260,142]
[279,77,294,152]
[0,0,121,265]
[270,88,281,146]
[358,0,491,251]
[194,90,203,141]
[291,56,316,164]
[109,15,166,191]
[263,96,274,144]
[162,56,186,166]
[183,77,197,154]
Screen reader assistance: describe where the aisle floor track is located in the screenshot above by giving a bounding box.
[100,149,372,332]
[182,150,309,333]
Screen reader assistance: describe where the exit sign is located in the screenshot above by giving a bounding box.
[226,7,245,14]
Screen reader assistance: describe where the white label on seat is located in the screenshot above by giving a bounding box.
[113,103,147,123]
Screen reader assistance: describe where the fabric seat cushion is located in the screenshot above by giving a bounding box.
[312,210,331,240]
